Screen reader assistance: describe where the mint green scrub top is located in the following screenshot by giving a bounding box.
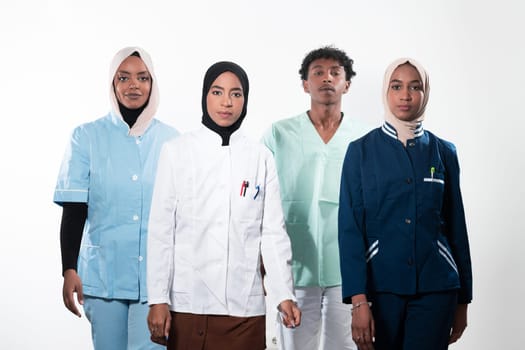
[263,112,371,287]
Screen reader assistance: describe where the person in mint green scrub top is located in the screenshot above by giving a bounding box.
[262,46,371,350]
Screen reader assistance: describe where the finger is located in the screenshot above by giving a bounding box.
[449,331,462,344]
[293,307,301,326]
[76,284,84,306]
[280,311,294,328]
[150,334,168,345]
[66,299,81,317]
[64,291,81,317]
[164,315,172,338]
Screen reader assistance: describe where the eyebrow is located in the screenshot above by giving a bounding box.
[311,64,343,70]
[210,85,243,92]
[117,70,149,75]
[390,79,422,84]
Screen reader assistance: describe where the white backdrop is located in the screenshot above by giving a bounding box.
[1,0,524,349]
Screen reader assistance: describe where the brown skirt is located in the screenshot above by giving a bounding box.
[167,312,266,350]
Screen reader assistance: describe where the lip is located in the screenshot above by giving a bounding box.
[319,85,335,92]
[397,105,411,111]
[125,93,143,99]
[217,111,232,118]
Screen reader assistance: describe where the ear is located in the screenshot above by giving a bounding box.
[302,80,310,94]
[342,81,351,94]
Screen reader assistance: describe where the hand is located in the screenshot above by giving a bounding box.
[62,269,84,317]
[449,304,468,344]
[278,299,301,328]
[147,304,171,345]
[351,295,375,350]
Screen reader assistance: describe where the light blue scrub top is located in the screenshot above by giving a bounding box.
[54,112,178,301]
[263,112,371,287]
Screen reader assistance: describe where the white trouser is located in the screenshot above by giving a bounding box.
[276,286,357,350]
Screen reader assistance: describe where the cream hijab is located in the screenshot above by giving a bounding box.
[109,46,159,136]
[382,58,430,145]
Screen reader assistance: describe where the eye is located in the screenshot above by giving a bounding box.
[410,85,422,91]
[117,76,129,82]
[211,90,222,96]
[232,92,243,98]
[390,84,401,90]
[313,70,323,76]
[138,76,150,82]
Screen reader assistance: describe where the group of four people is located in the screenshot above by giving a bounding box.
[54,45,472,350]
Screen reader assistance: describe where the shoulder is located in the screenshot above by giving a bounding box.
[426,130,457,155]
[69,115,108,139]
[267,113,306,136]
[150,119,180,137]
[350,127,381,147]
[341,116,375,135]
[262,113,306,149]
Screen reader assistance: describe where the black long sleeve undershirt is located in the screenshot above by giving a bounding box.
[60,202,87,275]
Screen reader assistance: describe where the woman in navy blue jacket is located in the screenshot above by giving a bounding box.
[338,58,472,350]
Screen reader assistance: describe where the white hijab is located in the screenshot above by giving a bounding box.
[109,46,159,136]
[382,57,430,145]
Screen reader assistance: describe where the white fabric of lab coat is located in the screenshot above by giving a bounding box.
[147,127,295,317]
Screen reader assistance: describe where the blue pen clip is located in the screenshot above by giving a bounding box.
[253,185,260,199]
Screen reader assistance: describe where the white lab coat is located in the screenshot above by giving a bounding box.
[147,127,295,317]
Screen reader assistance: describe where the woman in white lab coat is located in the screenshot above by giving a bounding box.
[146,61,301,350]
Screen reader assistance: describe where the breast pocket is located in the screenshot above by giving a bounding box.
[422,168,445,210]
[234,179,264,222]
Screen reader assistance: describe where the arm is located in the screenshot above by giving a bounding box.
[147,142,177,341]
[441,143,473,343]
[55,126,90,318]
[259,150,300,328]
[338,142,375,349]
[60,202,87,317]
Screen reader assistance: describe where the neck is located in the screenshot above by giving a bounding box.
[308,103,342,128]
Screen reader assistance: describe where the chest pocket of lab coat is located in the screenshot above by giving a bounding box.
[233,179,264,223]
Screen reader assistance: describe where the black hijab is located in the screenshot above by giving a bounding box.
[201,61,249,146]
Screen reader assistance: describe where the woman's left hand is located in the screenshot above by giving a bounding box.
[449,303,468,344]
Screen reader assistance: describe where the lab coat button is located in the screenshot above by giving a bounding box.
[405,218,411,224]
[406,178,412,184]
[136,139,141,145]
[132,174,138,181]
[408,141,415,147]
[138,256,143,261]
[133,215,139,221]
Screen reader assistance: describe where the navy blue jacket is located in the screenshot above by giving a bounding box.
[338,125,473,304]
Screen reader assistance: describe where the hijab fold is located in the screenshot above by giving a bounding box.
[382,58,430,145]
[201,61,249,146]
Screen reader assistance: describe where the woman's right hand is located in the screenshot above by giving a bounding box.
[147,304,171,345]
[351,295,375,350]
[62,269,84,317]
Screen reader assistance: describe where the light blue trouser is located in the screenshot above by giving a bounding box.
[83,296,163,350]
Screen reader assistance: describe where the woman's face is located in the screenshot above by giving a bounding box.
[206,71,245,127]
[113,55,151,109]
[387,63,424,121]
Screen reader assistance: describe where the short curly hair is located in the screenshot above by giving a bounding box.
[299,46,356,82]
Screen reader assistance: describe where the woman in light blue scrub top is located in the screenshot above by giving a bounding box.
[54,46,178,350]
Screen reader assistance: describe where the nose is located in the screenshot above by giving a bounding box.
[129,78,139,89]
[323,73,332,83]
[400,88,412,101]
[221,94,232,106]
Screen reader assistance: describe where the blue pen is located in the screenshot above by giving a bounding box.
[253,185,260,199]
